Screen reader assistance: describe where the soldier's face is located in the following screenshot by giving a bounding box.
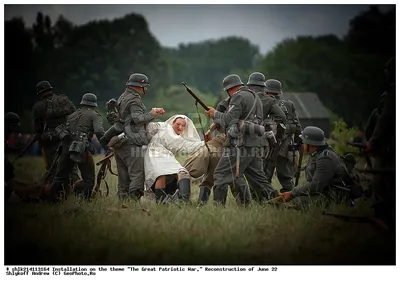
[172,118,186,135]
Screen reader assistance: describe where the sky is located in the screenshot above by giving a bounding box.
[4,4,394,54]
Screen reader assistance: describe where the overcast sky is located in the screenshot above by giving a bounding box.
[4,4,393,54]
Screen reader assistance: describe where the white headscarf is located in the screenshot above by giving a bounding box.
[165,114,201,142]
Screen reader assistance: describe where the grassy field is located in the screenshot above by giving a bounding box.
[4,155,395,265]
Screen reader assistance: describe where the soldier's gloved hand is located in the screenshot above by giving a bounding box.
[279,191,293,202]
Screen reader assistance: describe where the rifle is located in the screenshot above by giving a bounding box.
[13,134,38,164]
[182,82,212,153]
[40,143,62,184]
[294,141,304,186]
[182,82,209,110]
[347,142,373,168]
[92,151,117,198]
[161,188,182,209]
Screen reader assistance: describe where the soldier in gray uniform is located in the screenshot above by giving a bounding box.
[263,79,302,193]
[111,73,165,201]
[279,126,357,206]
[245,72,286,202]
[49,93,106,202]
[33,80,80,185]
[205,74,278,206]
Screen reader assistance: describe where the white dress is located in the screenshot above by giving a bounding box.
[144,115,204,189]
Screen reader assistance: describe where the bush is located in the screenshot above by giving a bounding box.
[329,120,359,156]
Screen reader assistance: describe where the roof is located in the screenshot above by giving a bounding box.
[281,92,330,119]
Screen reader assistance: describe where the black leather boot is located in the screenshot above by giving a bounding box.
[177,178,191,203]
[198,186,211,206]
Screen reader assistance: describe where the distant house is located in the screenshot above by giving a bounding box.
[213,91,331,137]
[281,92,331,137]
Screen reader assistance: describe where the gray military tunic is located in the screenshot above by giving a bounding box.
[51,106,105,201]
[265,94,302,192]
[114,88,155,200]
[33,93,80,183]
[291,145,348,206]
[213,86,278,205]
[244,86,286,202]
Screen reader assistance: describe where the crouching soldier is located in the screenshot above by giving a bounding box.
[278,126,363,207]
[49,93,106,202]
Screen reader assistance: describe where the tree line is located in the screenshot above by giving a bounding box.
[5,6,395,133]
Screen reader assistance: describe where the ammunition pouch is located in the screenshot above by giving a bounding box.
[243,121,265,137]
[54,124,71,141]
[68,131,90,163]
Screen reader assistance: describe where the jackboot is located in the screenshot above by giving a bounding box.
[198,186,211,206]
[177,178,191,203]
[155,188,166,204]
[213,185,228,206]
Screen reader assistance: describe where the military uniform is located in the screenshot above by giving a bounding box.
[210,74,278,206]
[33,81,80,184]
[114,74,155,200]
[50,93,105,201]
[245,73,286,202]
[291,146,349,205]
[283,126,356,207]
[264,79,302,192]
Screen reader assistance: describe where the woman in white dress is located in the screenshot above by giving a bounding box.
[144,114,204,203]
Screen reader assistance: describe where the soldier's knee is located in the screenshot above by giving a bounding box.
[177,168,190,181]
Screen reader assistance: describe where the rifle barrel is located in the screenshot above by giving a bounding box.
[182,82,209,110]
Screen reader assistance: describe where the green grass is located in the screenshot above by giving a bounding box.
[5,155,395,265]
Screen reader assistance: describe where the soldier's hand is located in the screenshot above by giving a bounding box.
[279,191,293,202]
[205,107,216,118]
[151,108,166,117]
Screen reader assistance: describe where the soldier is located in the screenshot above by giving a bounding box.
[205,74,278,206]
[263,79,302,193]
[5,112,21,200]
[245,72,286,202]
[279,126,361,206]
[49,93,106,202]
[109,73,165,201]
[105,98,119,126]
[365,57,395,231]
[33,80,80,185]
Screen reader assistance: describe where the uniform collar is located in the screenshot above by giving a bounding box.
[311,144,329,157]
[125,87,141,97]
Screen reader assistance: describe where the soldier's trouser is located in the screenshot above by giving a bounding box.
[213,146,277,206]
[183,143,223,204]
[276,155,294,192]
[51,143,95,201]
[114,144,145,200]
[41,140,80,184]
